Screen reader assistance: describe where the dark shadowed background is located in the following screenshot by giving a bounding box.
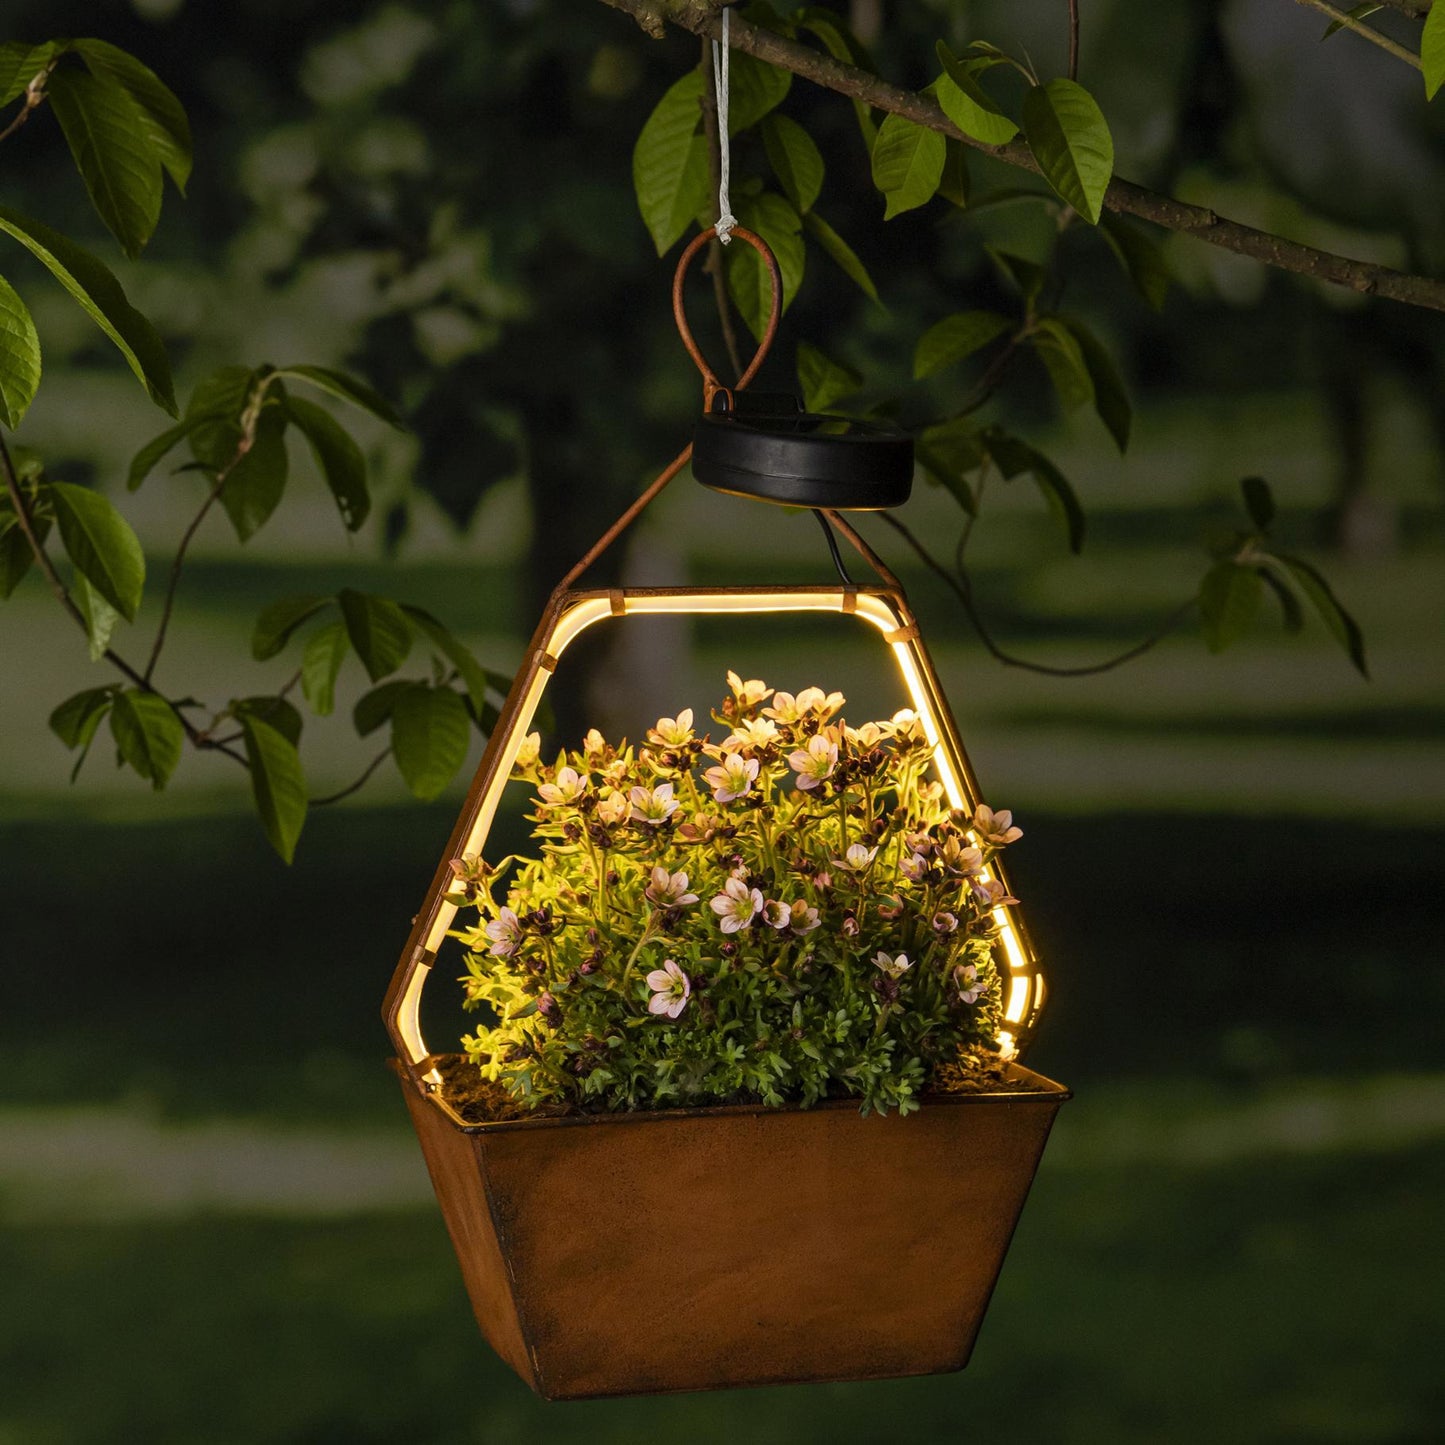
[1,2,1442,1441]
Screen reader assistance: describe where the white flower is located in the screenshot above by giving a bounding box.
[873,951,912,980]
[647,708,695,747]
[974,804,1023,847]
[596,790,631,826]
[485,907,523,958]
[762,898,790,929]
[788,733,838,791]
[939,839,985,877]
[514,731,541,772]
[762,690,806,724]
[724,717,779,750]
[796,685,845,720]
[710,877,764,933]
[703,752,759,803]
[581,728,608,761]
[629,782,679,825]
[537,766,586,806]
[890,708,927,743]
[932,911,959,935]
[830,843,877,873]
[646,959,691,1018]
[845,721,884,748]
[645,866,699,908]
[727,670,772,709]
[955,962,988,1004]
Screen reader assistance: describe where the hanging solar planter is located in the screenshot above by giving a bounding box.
[382,229,1069,1400]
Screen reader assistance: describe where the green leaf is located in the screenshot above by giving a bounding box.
[727,192,804,340]
[277,365,406,431]
[986,247,1046,305]
[354,679,411,738]
[1275,553,1369,677]
[252,593,330,661]
[240,714,307,864]
[399,605,499,719]
[632,69,711,256]
[219,403,289,542]
[1021,79,1114,225]
[73,572,120,661]
[338,588,412,683]
[284,394,369,532]
[301,618,349,717]
[73,38,191,192]
[1241,476,1276,531]
[47,480,145,621]
[801,210,879,303]
[726,50,791,134]
[985,430,1086,553]
[127,416,210,492]
[233,695,303,749]
[0,42,59,106]
[50,685,115,748]
[935,44,1020,146]
[0,498,44,598]
[110,688,184,790]
[391,683,471,801]
[1322,3,1383,39]
[761,112,824,214]
[1061,318,1132,451]
[1099,214,1171,311]
[1032,317,1095,413]
[0,206,174,413]
[916,418,985,515]
[796,342,862,412]
[1425,3,1445,99]
[0,272,41,428]
[938,139,971,208]
[913,310,1011,380]
[870,113,946,219]
[46,65,164,259]
[49,684,116,782]
[1198,561,1262,654]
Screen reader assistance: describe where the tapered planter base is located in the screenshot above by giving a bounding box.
[394,1059,1069,1399]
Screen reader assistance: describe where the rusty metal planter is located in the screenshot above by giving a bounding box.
[393,1059,1068,1399]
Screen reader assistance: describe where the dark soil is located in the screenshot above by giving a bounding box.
[430,1046,1048,1125]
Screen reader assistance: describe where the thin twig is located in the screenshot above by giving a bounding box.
[878,512,1196,676]
[599,0,1445,313]
[0,434,250,765]
[1067,0,1080,81]
[699,37,744,383]
[0,69,52,147]
[310,746,392,806]
[1291,0,1423,67]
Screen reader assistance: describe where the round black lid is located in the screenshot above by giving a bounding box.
[692,396,913,510]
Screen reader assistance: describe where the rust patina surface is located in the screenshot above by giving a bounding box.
[395,1059,1069,1399]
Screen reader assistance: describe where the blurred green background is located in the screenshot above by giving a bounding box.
[1,1,1443,1441]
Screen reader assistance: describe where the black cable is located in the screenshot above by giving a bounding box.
[812,508,853,585]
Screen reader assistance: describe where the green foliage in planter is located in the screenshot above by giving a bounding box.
[452,675,1024,1117]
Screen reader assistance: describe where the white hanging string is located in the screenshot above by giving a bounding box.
[711,6,737,244]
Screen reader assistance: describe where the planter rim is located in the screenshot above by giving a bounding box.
[388,1056,1070,1136]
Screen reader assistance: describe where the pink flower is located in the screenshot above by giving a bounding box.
[710,877,764,933]
[724,718,779,750]
[645,866,699,908]
[646,709,694,747]
[646,959,691,1018]
[932,911,959,935]
[899,851,929,882]
[727,671,772,709]
[703,752,759,803]
[485,907,523,958]
[784,899,820,934]
[762,899,790,929]
[596,790,630,825]
[971,876,1020,909]
[788,733,838,791]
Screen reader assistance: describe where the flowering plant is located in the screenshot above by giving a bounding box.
[450,674,1025,1117]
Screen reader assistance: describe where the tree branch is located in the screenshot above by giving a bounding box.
[877,512,1196,677]
[1291,0,1423,69]
[0,68,53,147]
[310,745,392,806]
[1067,0,1080,82]
[1372,1,1430,18]
[599,0,1445,313]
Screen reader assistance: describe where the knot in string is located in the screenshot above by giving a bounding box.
[711,6,736,244]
